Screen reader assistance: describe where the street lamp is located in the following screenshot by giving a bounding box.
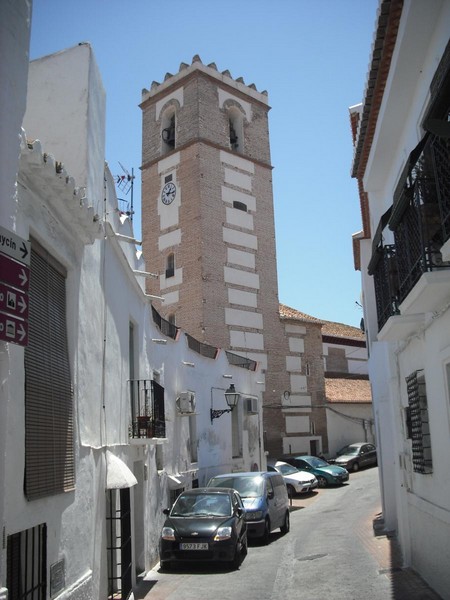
[210,384,240,423]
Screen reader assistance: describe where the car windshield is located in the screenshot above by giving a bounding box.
[171,493,231,517]
[208,476,264,498]
[337,445,359,456]
[304,457,329,468]
[275,463,299,476]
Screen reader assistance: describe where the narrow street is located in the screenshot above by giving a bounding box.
[134,468,441,600]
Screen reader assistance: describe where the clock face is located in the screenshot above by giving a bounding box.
[161,182,176,205]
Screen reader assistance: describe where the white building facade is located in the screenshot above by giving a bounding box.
[351,1,450,597]
[1,12,263,599]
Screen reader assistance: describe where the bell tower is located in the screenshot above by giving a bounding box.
[140,56,288,452]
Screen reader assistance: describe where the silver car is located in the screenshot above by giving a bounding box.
[267,460,318,496]
[329,443,377,472]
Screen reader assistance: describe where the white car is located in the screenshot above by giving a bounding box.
[267,460,318,496]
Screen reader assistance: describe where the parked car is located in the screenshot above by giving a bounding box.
[281,455,349,487]
[207,471,290,544]
[266,460,318,496]
[329,443,377,472]
[159,487,247,570]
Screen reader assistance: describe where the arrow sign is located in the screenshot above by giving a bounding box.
[0,226,30,266]
[0,311,28,347]
[0,282,29,319]
[0,253,30,292]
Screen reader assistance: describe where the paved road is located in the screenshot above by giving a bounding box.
[133,468,442,600]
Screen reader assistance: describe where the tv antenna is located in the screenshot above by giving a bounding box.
[116,162,135,220]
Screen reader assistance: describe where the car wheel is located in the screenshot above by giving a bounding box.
[317,475,328,488]
[262,518,271,545]
[280,510,290,535]
[286,484,295,498]
[352,462,360,472]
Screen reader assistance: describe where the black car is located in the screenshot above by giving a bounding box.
[329,443,377,472]
[159,487,248,570]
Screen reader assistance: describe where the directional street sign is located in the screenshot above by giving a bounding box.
[0,282,29,320]
[0,311,28,347]
[0,228,30,346]
[0,226,30,266]
[0,253,30,292]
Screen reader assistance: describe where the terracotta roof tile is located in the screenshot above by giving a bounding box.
[279,303,365,341]
[325,378,372,404]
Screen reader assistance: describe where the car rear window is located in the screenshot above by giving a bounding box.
[208,475,264,498]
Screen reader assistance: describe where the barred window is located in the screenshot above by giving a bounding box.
[24,241,74,499]
[406,370,432,474]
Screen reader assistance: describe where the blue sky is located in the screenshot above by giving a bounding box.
[29,0,378,328]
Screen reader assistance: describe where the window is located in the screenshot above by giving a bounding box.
[406,370,432,474]
[231,404,242,458]
[106,489,132,600]
[166,253,175,278]
[189,415,198,463]
[233,200,247,212]
[227,106,244,152]
[24,241,74,499]
[7,524,47,599]
[161,109,176,154]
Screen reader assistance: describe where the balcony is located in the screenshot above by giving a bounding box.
[370,133,450,339]
[129,379,166,441]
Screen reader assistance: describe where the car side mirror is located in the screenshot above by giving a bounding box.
[163,508,170,515]
[267,489,274,500]
[236,507,244,517]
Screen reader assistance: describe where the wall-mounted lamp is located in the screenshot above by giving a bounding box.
[210,384,240,423]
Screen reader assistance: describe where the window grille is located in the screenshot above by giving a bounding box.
[24,242,74,499]
[406,370,433,474]
[106,489,132,600]
[7,523,47,599]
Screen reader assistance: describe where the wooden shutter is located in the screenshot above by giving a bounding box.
[24,242,74,499]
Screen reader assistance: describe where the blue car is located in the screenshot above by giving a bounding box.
[281,455,349,488]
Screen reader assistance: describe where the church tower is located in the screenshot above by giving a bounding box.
[140,56,318,457]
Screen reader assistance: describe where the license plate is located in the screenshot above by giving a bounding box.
[179,542,208,550]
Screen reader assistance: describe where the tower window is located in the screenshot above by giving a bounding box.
[166,253,175,278]
[233,200,247,212]
[227,106,244,153]
[161,110,176,154]
[229,120,239,150]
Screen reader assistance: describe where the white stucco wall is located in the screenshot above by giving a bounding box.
[0,2,32,595]
[354,1,450,596]
[4,43,265,598]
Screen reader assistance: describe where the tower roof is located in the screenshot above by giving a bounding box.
[141,54,269,106]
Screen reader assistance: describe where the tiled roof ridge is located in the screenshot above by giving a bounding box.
[142,54,268,97]
[279,303,365,340]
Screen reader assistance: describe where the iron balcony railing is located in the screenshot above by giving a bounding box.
[151,305,179,340]
[371,245,400,331]
[129,379,166,439]
[371,132,450,331]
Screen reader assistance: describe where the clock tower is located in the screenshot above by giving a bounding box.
[140,56,304,456]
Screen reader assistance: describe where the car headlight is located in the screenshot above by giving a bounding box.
[161,527,175,541]
[245,511,263,521]
[214,526,232,541]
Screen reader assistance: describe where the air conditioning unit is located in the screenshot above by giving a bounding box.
[177,391,196,414]
[245,397,258,414]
